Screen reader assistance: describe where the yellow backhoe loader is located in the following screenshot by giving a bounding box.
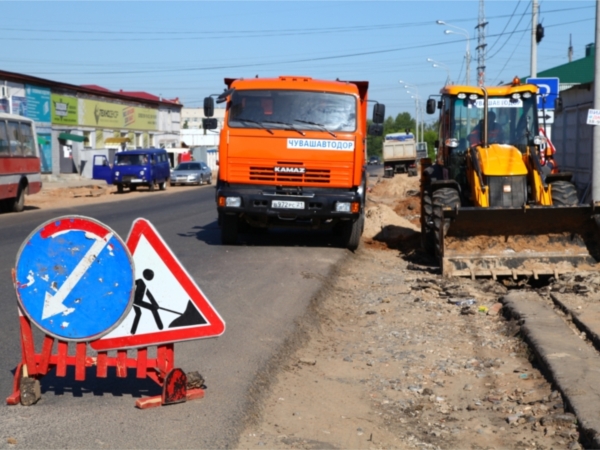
[421,79,600,279]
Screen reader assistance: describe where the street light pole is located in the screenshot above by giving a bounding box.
[437,20,471,85]
[400,80,420,143]
[427,58,452,85]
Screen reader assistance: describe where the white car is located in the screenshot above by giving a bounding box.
[170,161,212,186]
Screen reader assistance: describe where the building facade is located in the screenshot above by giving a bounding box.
[0,70,182,176]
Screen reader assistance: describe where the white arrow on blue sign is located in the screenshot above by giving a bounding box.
[15,216,135,342]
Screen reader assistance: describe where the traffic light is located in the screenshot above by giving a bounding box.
[536,23,544,44]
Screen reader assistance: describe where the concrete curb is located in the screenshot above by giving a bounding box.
[502,291,600,448]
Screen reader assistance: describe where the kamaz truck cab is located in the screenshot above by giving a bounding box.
[204,76,384,249]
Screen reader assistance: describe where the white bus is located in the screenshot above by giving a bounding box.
[0,113,42,212]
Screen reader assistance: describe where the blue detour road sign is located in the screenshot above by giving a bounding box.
[15,216,135,342]
[526,77,560,110]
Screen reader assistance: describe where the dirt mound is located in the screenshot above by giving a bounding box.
[364,174,421,246]
[369,173,419,199]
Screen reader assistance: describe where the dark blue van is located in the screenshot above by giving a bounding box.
[110,149,170,193]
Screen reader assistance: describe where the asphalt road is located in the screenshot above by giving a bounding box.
[0,186,347,448]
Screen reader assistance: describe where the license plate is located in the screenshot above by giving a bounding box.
[130,178,143,183]
[272,200,305,209]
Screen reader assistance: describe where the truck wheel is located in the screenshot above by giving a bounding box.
[221,214,239,245]
[432,188,460,259]
[159,181,167,191]
[421,192,434,254]
[550,181,578,206]
[117,183,124,194]
[408,167,418,177]
[130,184,137,191]
[149,182,155,192]
[342,214,364,251]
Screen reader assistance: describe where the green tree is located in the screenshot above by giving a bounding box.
[183,120,189,129]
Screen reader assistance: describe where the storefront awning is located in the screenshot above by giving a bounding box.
[58,132,86,143]
[105,137,131,144]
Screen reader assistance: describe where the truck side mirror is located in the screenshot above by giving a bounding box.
[204,97,214,118]
[426,99,437,115]
[555,97,563,113]
[372,103,385,124]
[368,123,383,136]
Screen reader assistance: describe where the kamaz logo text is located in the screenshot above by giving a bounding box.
[274,166,306,174]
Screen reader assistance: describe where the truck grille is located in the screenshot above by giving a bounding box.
[488,175,527,207]
[249,166,331,184]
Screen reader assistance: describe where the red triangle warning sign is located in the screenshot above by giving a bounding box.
[91,218,225,351]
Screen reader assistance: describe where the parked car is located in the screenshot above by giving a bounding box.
[170,161,212,186]
[112,148,170,193]
[368,155,381,165]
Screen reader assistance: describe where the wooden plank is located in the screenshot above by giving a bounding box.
[20,316,37,376]
[136,348,147,378]
[75,343,86,381]
[116,350,127,378]
[56,341,68,377]
[38,336,54,375]
[97,352,108,378]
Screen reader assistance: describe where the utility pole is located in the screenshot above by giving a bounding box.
[593,0,600,204]
[569,34,573,63]
[475,0,488,86]
[531,0,538,77]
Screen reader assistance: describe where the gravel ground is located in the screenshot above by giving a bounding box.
[237,174,581,450]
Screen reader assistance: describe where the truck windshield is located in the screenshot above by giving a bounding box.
[229,90,357,132]
[449,95,537,151]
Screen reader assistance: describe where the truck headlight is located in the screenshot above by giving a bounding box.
[225,197,242,207]
[336,202,351,212]
[115,171,120,176]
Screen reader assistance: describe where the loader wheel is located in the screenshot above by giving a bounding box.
[432,188,461,259]
[421,192,434,254]
[550,181,578,206]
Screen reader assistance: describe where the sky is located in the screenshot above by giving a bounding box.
[2,1,595,122]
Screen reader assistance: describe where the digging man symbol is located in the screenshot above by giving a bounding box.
[131,269,163,335]
[130,268,209,335]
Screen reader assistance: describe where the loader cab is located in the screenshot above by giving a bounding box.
[434,88,540,157]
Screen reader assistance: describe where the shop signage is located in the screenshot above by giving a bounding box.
[51,94,78,125]
[82,99,157,131]
[25,85,51,123]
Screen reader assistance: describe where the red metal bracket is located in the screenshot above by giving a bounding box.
[6,313,204,409]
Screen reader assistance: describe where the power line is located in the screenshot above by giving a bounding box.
[486,0,523,54]
[19,15,592,79]
[0,4,592,42]
[486,1,530,61]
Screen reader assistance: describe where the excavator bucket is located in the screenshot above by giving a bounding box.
[439,205,600,279]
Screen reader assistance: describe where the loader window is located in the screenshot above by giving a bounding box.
[455,95,537,148]
[229,90,357,132]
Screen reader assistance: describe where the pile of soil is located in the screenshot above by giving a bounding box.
[364,174,421,247]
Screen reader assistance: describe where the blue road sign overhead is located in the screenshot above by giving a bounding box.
[15,216,135,342]
[526,77,560,110]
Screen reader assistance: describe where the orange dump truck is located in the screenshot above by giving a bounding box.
[203,76,385,249]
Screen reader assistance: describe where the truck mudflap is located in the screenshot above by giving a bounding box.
[438,205,600,279]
